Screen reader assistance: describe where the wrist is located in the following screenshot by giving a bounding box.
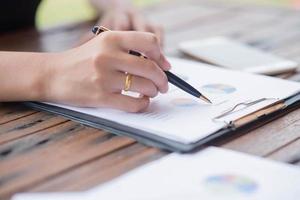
[35,52,63,102]
[0,51,61,102]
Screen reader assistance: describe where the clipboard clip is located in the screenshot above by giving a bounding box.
[213,98,287,128]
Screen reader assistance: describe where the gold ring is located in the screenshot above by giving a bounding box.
[124,73,133,92]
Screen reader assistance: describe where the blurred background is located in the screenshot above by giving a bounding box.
[36,0,300,29]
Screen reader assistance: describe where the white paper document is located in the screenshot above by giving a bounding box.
[45,57,300,144]
[13,147,300,200]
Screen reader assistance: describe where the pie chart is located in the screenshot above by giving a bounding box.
[204,174,258,195]
[201,84,236,94]
[171,98,199,107]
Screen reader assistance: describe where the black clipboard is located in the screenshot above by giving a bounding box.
[24,93,300,153]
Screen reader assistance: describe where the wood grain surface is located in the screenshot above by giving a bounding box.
[1,0,300,199]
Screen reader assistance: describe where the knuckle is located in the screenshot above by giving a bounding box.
[92,51,113,69]
[90,73,110,92]
[128,102,142,113]
[101,31,119,42]
[147,33,159,44]
[143,63,166,89]
[92,52,104,67]
[90,73,100,84]
[153,67,165,82]
[91,70,104,83]
[146,83,158,97]
[157,73,168,89]
[91,53,100,66]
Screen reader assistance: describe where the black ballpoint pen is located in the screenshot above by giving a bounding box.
[92,26,212,104]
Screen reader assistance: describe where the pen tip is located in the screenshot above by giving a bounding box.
[200,95,212,104]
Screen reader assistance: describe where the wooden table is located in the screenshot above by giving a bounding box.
[1,0,300,199]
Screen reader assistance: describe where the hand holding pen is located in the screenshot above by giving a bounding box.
[45,29,174,112]
[92,26,211,103]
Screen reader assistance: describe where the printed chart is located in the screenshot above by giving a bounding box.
[170,98,199,107]
[201,84,237,95]
[204,174,258,195]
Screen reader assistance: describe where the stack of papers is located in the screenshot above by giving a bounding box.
[13,147,300,200]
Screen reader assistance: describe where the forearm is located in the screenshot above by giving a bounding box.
[0,51,54,102]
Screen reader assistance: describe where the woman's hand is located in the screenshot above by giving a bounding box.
[46,31,170,112]
[99,8,163,43]
[80,3,163,46]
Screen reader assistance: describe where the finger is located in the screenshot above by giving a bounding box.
[125,12,166,66]
[109,72,158,98]
[116,31,171,70]
[147,24,164,47]
[114,53,168,93]
[113,13,131,30]
[107,94,150,113]
[130,13,148,31]
[99,14,114,30]
[130,16,166,62]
